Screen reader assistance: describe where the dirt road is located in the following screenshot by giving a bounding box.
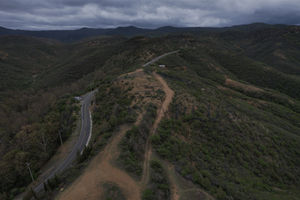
[140,70,175,191]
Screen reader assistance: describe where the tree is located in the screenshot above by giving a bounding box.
[0,192,7,200]
[22,188,38,200]
[109,115,118,127]
[216,187,226,200]
[47,179,52,191]
[51,176,58,188]
[100,121,111,133]
[31,188,38,200]
[14,151,30,175]
[172,142,179,156]
[200,177,211,190]
[36,130,48,152]
[142,189,154,200]
[54,173,59,186]
[43,182,48,192]
[13,131,29,151]
[149,135,161,145]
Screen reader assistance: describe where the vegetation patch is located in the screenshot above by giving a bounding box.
[153,67,300,199]
[142,159,170,200]
[92,81,138,143]
[0,90,83,199]
[118,103,157,177]
[100,182,126,200]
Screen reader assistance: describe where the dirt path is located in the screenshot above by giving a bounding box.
[163,160,216,200]
[179,188,212,200]
[140,70,175,191]
[58,124,141,200]
[169,173,180,200]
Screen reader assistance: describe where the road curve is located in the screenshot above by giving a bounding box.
[142,50,179,67]
[34,90,95,192]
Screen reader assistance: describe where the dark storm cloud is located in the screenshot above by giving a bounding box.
[0,0,299,30]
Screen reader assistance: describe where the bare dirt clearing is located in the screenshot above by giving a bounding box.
[57,124,141,200]
[118,68,146,79]
[273,52,287,60]
[0,50,8,59]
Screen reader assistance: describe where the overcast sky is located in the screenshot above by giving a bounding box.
[0,0,300,30]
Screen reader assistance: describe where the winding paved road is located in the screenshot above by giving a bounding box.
[34,90,95,192]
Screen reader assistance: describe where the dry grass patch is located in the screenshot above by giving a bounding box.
[273,52,287,60]
[225,78,264,93]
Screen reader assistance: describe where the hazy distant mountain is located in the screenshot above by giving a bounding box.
[0,23,292,43]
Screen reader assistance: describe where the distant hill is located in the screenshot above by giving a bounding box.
[0,23,293,43]
[1,24,300,93]
[0,27,111,43]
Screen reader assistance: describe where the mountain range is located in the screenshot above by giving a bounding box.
[0,23,292,43]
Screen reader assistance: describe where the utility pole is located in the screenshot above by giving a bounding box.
[58,130,63,146]
[26,163,34,183]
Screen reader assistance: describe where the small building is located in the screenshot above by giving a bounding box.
[74,96,82,101]
[159,65,165,68]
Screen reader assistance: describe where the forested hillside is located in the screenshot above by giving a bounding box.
[150,30,300,199]
[0,24,300,199]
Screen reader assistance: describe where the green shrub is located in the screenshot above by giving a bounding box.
[200,170,211,178]
[103,132,112,140]
[73,105,80,112]
[71,115,77,123]
[157,147,172,159]
[109,115,118,127]
[216,187,226,200]
[69,97,76,104]
[60,93,72,99]
[100,121,111,133]
[150,159,162,169]
[142,189,154,200]
[193,172,203,185]
[200,177,211,190]
[149,134,161,145]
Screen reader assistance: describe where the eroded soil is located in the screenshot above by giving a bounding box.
[57,124,141,200]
